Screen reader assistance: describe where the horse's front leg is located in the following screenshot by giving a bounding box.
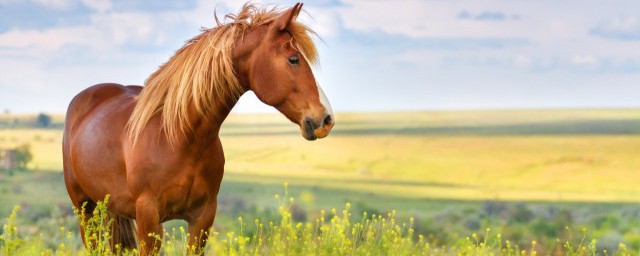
[187,200,217,255]
[135,196,163,255]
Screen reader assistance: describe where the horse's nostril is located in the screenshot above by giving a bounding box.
[323,115,332,126]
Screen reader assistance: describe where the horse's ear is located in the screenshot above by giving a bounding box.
[273,3,303,31]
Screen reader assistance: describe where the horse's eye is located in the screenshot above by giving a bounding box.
[288,55,300,65]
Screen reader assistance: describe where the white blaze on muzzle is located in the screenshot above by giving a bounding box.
[317,84,333,116]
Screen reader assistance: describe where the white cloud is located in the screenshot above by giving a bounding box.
[299,7,341,38]
[0,8,187,56]
[0,26,105,55]
[333,0,640,74]
[336,0,538,39]
[590,16,640,40]
[90,12,168,46]
[571,54,598,67]
[514,55,532,68]
[0,0,73,9]
[81,0,111,13]
[608,17,639,31]
[31,0,72,10]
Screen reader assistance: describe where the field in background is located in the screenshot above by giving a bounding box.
[2,110,640,202]
[2,109,640,253]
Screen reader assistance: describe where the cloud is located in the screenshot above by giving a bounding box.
[335,1,552,40]
[298,6,341,38]
[81,0,111,13]
[571,54,598,67]
[590,16,640,41]
[475,11,505,21]
[0,0,76,10]
[31,0,72,10]
[514,55,532,68]
[0,5,192,57]
[0,26,104,55]
[89,12,175,46]
[458,11,511,21]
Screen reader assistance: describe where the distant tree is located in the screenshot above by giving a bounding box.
[36,113,52,128]
[3,109,9,114]
[14,144,33,170]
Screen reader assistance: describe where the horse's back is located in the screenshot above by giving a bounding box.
[64,83,140,133]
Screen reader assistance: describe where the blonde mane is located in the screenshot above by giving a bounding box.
[127,3,318,147]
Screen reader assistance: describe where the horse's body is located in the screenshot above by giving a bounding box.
[63,83,226,252]
[62,3,333,254]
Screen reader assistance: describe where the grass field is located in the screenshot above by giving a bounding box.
[1,110,640,254]
[2,110,640,202]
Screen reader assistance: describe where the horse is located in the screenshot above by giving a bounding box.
[62,3,334,254]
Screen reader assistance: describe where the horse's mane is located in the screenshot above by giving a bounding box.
[127,3,318,147]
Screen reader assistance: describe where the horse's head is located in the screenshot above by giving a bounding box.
[234,3,334,141]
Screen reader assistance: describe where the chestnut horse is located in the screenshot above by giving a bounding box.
[62,3,334,254]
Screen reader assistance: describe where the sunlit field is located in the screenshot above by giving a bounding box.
[1,110,640,254]
[2,110,640,201]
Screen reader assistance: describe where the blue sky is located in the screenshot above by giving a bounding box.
[0,0,639,114]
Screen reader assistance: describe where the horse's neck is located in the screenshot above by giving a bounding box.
[181,30,260,148]
[184,37,254,147]
[183,92,243,148]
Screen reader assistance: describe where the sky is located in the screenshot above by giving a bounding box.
[0,0,639,114]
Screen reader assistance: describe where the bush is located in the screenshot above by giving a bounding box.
[14,144,33,170]
[36,113,52,128]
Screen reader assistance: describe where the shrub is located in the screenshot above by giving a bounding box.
[36,113,52,128]
[14,144,33,170]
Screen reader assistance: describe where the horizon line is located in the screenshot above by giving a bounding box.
[2,107,640,116]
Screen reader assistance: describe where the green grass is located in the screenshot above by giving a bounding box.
[2,110,640,254]
[2,166,640,254]
[2,186,637,255]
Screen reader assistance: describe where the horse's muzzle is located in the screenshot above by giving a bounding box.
[302,114,334,141]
